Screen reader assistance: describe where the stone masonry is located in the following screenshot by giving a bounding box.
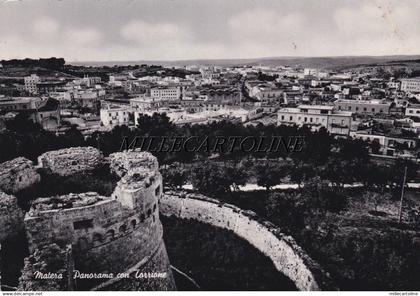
[37,147,104,176]
[15,147,175,291]
[160,191,335,291]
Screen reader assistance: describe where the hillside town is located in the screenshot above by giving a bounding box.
[1,58,419,160]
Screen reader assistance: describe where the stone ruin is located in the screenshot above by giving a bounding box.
[0,157,40,194]
[37,147,104,177]
[0,146,331,291]
[0,147,175,291]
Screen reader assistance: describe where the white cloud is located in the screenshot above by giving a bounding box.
[121,20,190,45]
[229,9,304,42]
[33,17,60,37]
[64,28,103,46]
[333,1,420,55]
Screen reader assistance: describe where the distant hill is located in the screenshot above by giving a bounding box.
[71,55,420,69]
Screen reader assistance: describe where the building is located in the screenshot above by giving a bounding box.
[83,75,102,87]
[334,99,391,115]
[350,131,417,156]
[37,80,66,94]
[253,86,283,104]
[405,104,420,118]
[32,98,61,130]
[24,74,40,94]
[277,105,352,135]
[401,77,420,93]
[0,96,43,111]
[100,104,131,128]
[150,87,181,101]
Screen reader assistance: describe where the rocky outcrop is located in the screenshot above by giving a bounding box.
[18,243,74,291]
[160,191,335,291]
[0,157,40,194]
[0,191,25,241]
[37,147,103,176]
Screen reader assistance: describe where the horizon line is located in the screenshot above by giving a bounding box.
[67,54,420,64]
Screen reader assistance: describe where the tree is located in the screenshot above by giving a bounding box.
[162,162,187,190]
[289,161,316,187]
[255,162,289,191]
[302,177,348,213]
[364,191,391,213]
[190,162,233,198]
[225,165,248,192]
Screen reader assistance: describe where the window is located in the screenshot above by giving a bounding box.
[119,224,127,233]
[92,233,103,246]
[372,108,375,113]
[289,116,293,121]
[155,185,160,197]
[310,118,313,123]
[106,229,115,241]
[73,219,93,230]
[130,219,137,229]
[304,117,307,122]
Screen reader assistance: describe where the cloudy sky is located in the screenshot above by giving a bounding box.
[0,0,419,62]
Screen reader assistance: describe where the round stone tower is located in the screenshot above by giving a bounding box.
[21,147,176,291]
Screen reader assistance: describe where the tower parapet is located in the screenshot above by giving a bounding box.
[37,147,104,176]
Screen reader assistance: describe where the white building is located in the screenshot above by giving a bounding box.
[405,104,420,118]
[401,78,420,93]
[304,68,319,77]
[277,105,352,135]
[24,74,40,94]
[150,87,181,101]
[334,99,391,115]
[100,105,130,128]
[82,76,102,87]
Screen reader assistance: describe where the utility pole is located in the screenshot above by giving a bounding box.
[398,165,408,224]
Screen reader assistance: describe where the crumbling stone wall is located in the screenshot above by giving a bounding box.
[22,148,175,291]
[0,157,40,194]
[160,191,335,291]
[108,150,159,177]
[37,147,104,176]
[18,243,74,291]
[0,191,24,241]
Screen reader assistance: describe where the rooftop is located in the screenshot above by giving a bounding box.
[298,105,334,110]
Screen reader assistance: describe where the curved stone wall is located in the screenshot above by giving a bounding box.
[160,191,335,291]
